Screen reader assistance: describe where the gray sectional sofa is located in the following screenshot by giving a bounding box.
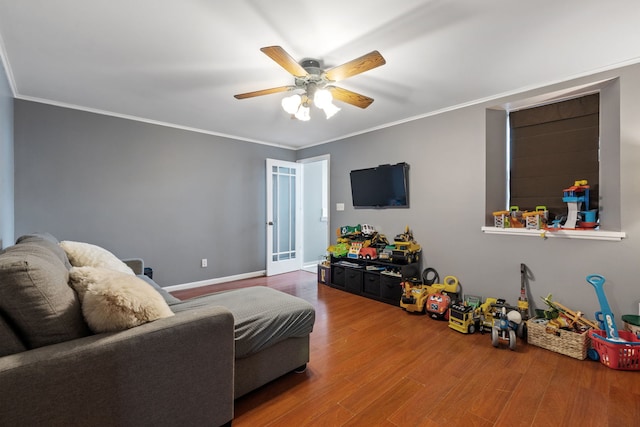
[0,233,315,427]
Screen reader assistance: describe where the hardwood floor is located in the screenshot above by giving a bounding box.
[171,271,640,427]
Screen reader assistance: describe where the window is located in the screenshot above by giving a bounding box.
[509,93,600,223]
[484,77,623,240]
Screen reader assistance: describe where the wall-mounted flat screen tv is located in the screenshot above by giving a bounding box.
[350,162,409,208]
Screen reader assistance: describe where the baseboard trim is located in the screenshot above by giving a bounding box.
[302,262,318,273]
[164,270,266,292]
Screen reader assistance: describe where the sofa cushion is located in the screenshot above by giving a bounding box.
[0,311,26,357]
[69,266,174,333]
[16,232,72,269]
[60,240,134,275]
[0,240,90,349]
[136,273,182,305]
[171,286,315,358]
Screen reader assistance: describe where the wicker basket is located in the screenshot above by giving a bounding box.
[526,318,591,360]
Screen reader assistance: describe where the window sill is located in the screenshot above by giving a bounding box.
[481,226,626,241]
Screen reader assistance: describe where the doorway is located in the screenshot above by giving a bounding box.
[299,155,330,273]
[265,156,330,276]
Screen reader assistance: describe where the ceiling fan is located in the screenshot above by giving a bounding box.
[234,46,386,120]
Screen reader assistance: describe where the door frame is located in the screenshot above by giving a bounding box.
[266,158,302,276]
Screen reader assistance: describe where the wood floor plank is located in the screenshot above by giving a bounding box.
[171,271,638,427]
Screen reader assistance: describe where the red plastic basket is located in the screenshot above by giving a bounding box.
[589,329,640,370]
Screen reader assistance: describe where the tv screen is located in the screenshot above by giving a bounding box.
[350,163,409,208]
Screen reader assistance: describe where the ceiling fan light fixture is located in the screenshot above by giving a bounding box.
[322,102,341,119]
[281,94,301,114]
[294,104,311,121]
[313,88,333,109]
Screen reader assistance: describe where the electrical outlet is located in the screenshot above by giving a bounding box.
[201,258,208,268]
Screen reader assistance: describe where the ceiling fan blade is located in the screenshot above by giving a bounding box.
[324,51,386,82]
[234,85,294,99]
[328,86,374,109]
[260,46,309,78]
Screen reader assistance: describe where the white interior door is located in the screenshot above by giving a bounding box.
[266,158,302,276]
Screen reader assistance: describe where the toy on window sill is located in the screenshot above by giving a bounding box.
[559,179,598,229]
[523,206,548,230]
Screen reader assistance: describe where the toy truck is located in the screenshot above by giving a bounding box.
[426,292,451,320]
[477,297,503,333]
[358,246,378,260]
[400,279,433,313]
[448,302,480,333]
[390,226,422,264]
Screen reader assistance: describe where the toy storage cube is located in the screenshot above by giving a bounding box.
[380,274,402,304]
[363,272,381,297]
[345,269,363,294]
[317,264,330,285]
[332,266,345,288]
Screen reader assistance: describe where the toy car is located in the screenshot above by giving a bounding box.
[358,246,378,260]
[391,226,421,264]
[338,224,362,238]
[378,245,395,260]
[426,292,451,320]
[391,242,421,264]
[449,303,480,333]
[400,280,433,313]
[347,242,362,259]
[477,297,503,333]
[327,242,349,258]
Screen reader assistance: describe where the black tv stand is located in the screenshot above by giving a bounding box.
[328,255,422,306]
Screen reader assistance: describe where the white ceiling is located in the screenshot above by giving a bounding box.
[1,1,639,150]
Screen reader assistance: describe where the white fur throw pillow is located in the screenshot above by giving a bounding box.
[60,240,134,275]
[69,266,174,333]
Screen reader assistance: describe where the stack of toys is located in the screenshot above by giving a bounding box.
[327,224,422,265]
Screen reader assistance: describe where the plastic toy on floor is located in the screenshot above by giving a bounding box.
[586,274,640,370]
[400,268,439,314]
[426,275,460,320]
[491,306,522,351]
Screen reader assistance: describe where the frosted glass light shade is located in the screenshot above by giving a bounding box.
[294,105,311,121]
[322,102,341,119]
[314,89,333,109]
[281,94,302,114]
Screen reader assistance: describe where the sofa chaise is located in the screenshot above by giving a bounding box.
[0,233,315,427]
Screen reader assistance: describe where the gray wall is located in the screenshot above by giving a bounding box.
[11,62,640,321]
[13,100,295,285]
[0,60,13,249]
[299,62,640,321]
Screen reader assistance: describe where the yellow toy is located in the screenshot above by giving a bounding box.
[400,267,439,313]
[477,297,501,333]
[400,280,437,313]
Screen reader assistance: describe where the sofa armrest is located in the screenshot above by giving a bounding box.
[0,305,235,427]
[122,257,144,275]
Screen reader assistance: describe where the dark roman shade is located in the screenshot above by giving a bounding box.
[509,93,599,221]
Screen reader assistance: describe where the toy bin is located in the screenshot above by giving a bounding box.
[526,318,591,360]
[622,314,640,337]
[317,263,330,285]
[588,329,640,370]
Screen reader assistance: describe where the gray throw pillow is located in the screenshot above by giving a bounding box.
[0,241,90,349]
[0,312,26,357]
[16,232,72,269]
